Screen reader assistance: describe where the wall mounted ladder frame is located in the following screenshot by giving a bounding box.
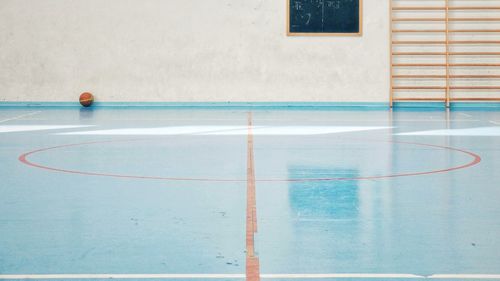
[390,0,500,107]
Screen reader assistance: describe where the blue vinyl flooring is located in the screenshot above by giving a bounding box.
[0,107,499,280]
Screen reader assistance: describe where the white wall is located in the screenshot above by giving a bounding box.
[0,0,389,103]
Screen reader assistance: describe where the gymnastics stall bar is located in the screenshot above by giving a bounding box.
[390,0,500,107]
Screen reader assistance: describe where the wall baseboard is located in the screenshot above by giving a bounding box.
[0,101,389,108]
[1,101,499,109]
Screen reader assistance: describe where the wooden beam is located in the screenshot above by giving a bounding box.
[392,52,446,55]
[392,7,500,11]
[451,63,500,67]
[450,52,500,55]
[392,86,447,90]
[392,52,500,56]
[450,30,500,33]
[451,75,500,79]
[389,0,394,107]
[393,98,446,101]
[393,18,500,22]
[393,18,445,21]
[451,98,500,101]
[392,40,500,45]
[392,7,446,11]
[450,7,500,10]
[450,86,500,90]
[392,41,446,44]
[451,18,500,21]
[393,30,445,33]
[392,75,500,79]
[445,0,450,107]
[393,64,446,67]
[451,41,500,44]
[393,75,447,79]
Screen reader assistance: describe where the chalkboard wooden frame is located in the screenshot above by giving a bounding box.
[287,0,363,36]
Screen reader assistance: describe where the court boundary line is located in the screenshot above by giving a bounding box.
[1,273,500,279]
[458,113,473,118]
[0,111,41,123]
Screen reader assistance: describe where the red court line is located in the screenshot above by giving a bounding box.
[259,141,482,182]
[18,139,242,182]
[18,138,481,183]
[246,112,260,281]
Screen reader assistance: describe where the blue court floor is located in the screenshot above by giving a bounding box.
[0,107,500,280]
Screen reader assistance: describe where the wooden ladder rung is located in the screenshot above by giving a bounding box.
[393,41,500,45]
[393,18,445,22]
[451,41,500,44]
[392,7,446,11]
[450,30,500,33]
[450,7,500,10]
[451,75,500,79]
[392,30,500,33]
[450,86,500,90]
[393,63,500,67]
[451,18,500,21]
[451,63,500,67]
[393,18,500,22]
[393,75,447,79]
[393,30,445,33]
[451,98,500,101]
[393,64,446,67]
[392,52,500,56]
[392,52,446,55]
[393,98,446,101]
[392,75,500,79]
[393,86,447,90]
[393,41,446,45]
[392,7,500,11]
[451,52,500,55]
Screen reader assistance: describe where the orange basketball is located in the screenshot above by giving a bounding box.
[79,92,94,107]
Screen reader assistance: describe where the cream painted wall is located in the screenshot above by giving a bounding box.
[0,0,389,102]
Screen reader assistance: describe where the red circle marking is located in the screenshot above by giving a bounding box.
[18,139,481,183]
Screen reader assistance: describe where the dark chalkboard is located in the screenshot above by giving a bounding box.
[288,0,362,35]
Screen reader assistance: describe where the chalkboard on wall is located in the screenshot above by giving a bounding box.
[288,0,362,36]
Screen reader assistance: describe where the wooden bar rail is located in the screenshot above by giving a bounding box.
[451,98,500,101]
[393,98,447,101]
[390,0,500,107]
[393,75,447,78]
[393,86,500,90]
[392,86,447,90]
[393,64,500,67]
[445,0,450,106]
[393,7,500,11]
[393,30,500,33]
[394,97,500,101]
[393,75,500,79]
[393,41,500,44]
[451,86,500,90]
[393,18,500,22]
[392,52,500,55]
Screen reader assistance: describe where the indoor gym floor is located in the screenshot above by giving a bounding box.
[0,107,500,281]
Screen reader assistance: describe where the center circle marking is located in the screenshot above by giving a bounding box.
[18,138,481,182]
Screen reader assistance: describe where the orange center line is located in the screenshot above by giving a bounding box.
[246,112,260,281]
